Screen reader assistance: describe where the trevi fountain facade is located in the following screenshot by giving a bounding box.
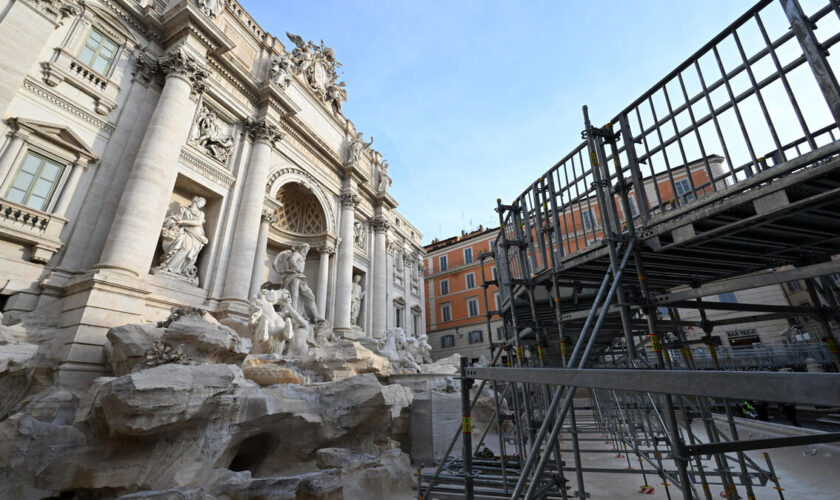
[0,1,468,498]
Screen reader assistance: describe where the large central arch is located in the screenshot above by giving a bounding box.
[266,166,336,236]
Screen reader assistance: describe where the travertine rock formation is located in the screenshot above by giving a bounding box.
[0,313,415,500]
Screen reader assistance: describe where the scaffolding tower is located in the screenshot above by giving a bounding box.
[420,0,840,498]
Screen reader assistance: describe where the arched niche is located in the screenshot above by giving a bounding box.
[266,167,335,236]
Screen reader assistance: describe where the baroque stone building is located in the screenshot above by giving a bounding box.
[0,0,425,388]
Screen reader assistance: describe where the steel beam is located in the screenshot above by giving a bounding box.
[685,432,840,456]
[465,367,840,406]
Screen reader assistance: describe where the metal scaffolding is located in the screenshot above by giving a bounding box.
[420,0,840,498]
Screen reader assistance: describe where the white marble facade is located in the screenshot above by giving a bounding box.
[0,0,425,387]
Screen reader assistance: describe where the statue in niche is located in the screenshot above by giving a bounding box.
[272,243,324,326]
[269,53,293,89]
[346,132,373,165]
[353,220,367,249]
[193,105,233,162]
[377,160,392,193]
[350,274,365,327]
[155,196,208,284]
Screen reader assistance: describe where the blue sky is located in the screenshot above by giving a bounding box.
[240,1,796,243]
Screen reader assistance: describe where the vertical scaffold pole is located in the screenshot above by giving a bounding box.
[460,356,475,499]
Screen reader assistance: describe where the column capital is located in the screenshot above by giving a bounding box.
[318,242,336,255]
[261,208,278,224]
[245,117,284,145]
[371,216,390,233]
[340,191,361,208]
[159,48,209,94]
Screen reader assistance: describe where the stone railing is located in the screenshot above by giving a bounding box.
[0,198,67,263]
[40,48,120,115]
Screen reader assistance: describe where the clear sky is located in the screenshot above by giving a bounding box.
[239,0,785,243]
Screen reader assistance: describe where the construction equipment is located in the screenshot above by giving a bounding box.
[420,0,840,497]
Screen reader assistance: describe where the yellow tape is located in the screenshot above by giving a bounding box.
[708,344,717,358]
[589,151,598,167]
[649,334,661,353]
[462,416,472,433]
[537,345,545,361]
[681,347,693,361]
[827,337,838,354]
[516,346,524,359]
[560,342,567,357]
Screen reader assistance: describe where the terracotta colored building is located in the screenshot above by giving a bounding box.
[424,226,502,362]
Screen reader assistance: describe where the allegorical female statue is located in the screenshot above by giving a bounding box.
[155,196,209,283]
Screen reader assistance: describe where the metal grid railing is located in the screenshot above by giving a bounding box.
[494,0,840,277]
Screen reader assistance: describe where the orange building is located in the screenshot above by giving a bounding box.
[424,226,502,361]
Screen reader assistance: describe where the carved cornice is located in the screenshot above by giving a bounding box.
[159,48,209,94]
[20,0,78,26]
[22,78,115,136]
[179,147,235,187]
[371,216,390,233]
[245,117,284,144]
[340,191,360,208]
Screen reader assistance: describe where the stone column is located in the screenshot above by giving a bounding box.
[371,216,389,339]
[316,242,336,317]
[53,159,86,216]
[248,207,278,299]
[221,119,283,307]
[96,49,207,276]
[0,129,28,190]
[333,191,359,334]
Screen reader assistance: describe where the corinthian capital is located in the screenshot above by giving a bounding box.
[317,243,336,255]
[159,48,209,94]
[371,216,390,233]
[340,191,360,208]
[245,118,284,145]
[261,208,278,224]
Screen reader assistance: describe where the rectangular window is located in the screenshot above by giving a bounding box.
[441,335,455,348]
[464,247,473,264]
[427,259,433,273]
[441,304,451,323]
[628,195,639,218]
[467,298,479,317]
[395,306,404,328]
[468,330,483,344]
[440,279,449,296]
[413,313,420,335]
[465,273,476,289]
[787,280,801,292]
[718,292,738,303]
[496,327,504,341]
[491,266,497,282]
[490,240,497,254]
[78,28,118,74]
[494,292,500,310]
[674,179,696,201]
[581,209,597,231]
[439,255,448,271]
[5,151,65,211]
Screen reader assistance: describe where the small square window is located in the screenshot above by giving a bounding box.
[787,280,801,292]
[674,179,696,201]
[468,330,483,344]
[496,327,504,341]
[78,28,119,75]
[441,335,455,348]
[718,292,737,304]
